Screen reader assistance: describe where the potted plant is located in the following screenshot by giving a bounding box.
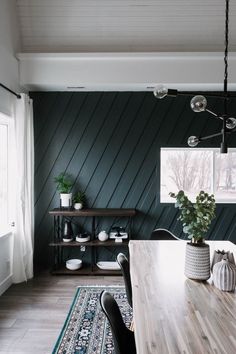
[54,172,73,208]
[170,190,216,280]
[73,191,86,210]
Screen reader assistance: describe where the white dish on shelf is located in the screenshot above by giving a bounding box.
[66,259,82,270]
[109,232,128,239]
[96,261,120,270]
[76,235,90,243]
[63,238,73,243]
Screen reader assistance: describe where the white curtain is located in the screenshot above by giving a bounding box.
[12,94,34,283]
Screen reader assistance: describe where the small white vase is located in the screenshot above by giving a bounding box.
[184,242,210,280]
[213,259,236,292]
[74,203,83,210]
[60,193,72,208]
[98,231,108,242]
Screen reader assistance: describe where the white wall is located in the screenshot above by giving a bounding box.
[18,52,236,92]
[0,0,21,294]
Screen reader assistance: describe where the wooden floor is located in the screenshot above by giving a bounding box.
[0,271,123,354]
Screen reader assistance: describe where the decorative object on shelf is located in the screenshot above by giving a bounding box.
[54,172,73,208]
[98,230,109,242]
[96,261,120,270]
[153,0,236,154]
[213,257,236,292]
[66,259,82,270]
[62,220,74,242]
[170,190,216,280]
[73,191,86,210]
[109,226,128,243]
[211,249,235,272]
[76,233,90,243]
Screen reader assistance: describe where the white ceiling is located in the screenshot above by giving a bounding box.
[16,0,236,53]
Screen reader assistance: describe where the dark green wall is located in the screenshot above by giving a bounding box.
[31,92,236,265]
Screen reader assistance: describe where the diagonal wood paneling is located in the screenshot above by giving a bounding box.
[30,92,236,265]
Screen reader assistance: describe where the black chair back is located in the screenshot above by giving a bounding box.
[151,228,180,240]
[117,253,132,308]
[100,291,136,354]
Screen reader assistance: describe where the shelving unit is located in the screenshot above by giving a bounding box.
[49,208,136,275]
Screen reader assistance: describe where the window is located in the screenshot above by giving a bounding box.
[0,113,13,234]
[160,148,236,203]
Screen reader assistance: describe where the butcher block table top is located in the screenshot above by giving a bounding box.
[129,240,236,354]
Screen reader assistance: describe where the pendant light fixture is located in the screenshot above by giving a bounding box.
[153,0,236,153]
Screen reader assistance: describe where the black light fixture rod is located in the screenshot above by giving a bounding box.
[199,131,224,141]
[221,117,228,153]
[0,83,21,99]
[169,90,236,99]
[205,109,223,121]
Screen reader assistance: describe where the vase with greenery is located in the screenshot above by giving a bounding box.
[169,190,216,280]
[54,172,73,208]
[169,190,216,243]
[73,191,86,210]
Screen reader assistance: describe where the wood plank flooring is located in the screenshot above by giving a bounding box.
[0,271,123,354]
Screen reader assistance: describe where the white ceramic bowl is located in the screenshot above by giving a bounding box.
[66,259,82,270]
[76,235,90,243]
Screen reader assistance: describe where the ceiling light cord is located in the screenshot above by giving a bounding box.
[222,0,229,153]
[224,0,229,96]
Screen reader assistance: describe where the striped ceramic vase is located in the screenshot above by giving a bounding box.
[213,259,236,292]
[184,242,210,280]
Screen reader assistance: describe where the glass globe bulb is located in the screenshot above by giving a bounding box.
[153,85,168,99]
[190,95,207,113]
[226,117,236,130]
[187,136,200,147]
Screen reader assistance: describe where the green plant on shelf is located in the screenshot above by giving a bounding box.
[73,191,86,204]
[54,172,73,194]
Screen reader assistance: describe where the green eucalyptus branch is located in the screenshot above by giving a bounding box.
[169,190,216,241]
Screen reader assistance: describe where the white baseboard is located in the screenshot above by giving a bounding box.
[0,274,12,296]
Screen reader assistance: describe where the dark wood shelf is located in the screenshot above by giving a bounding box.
[93,265,122,275]
[49,239,129,247]
[49,208,135,276]
[51,265,92,275]
[49,208,136,217]
[51,264,122,276]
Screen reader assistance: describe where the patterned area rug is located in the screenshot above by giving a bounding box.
[52,286,132,354]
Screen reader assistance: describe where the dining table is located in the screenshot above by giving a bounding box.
[129,240,236,354]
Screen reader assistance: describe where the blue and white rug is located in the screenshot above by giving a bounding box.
[52,286,132,354]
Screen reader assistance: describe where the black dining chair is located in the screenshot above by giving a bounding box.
[150,228,180,240]
[100,291,136,354]
[117,253,132,308]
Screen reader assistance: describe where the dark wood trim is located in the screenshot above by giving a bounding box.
[49,239,129,247]
[49,208,136,217]
[51,265,122,275]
